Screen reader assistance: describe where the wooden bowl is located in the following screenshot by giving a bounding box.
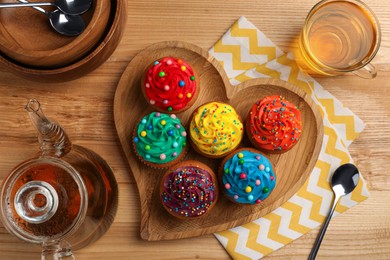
[0,0,127,82]
[114,41,324,241]
[0,0,110,68]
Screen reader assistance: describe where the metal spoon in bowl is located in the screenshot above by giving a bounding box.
[0,0,92,15]
[308,163,360,260]
[17,0,85,36]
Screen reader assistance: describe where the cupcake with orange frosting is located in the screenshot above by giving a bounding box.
[189,101,243,158]
[246,95,302,153]
[160,160,218,219]
[142,57,198,113]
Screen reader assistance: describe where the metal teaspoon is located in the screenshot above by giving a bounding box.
[308,163,360,260]
[17,0,85,36]
[0,0,92,15]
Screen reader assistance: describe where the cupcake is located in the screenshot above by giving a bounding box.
[132,112,187,169]
[160,160,218,219]
[189,101,244,158]
[246,95,302,153]
[142,57,198,113]
[220,148,276,205]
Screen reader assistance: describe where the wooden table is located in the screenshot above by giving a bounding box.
[0,0,389,259]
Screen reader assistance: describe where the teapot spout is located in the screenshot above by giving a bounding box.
[25,99,72,157]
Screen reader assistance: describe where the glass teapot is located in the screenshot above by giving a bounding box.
[0,99,118,259]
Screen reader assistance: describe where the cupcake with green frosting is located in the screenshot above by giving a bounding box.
[132,112,188,168]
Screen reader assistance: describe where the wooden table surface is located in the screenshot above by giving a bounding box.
[0,0,389,259]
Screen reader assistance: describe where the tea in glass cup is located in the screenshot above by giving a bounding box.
[298,0,381,78]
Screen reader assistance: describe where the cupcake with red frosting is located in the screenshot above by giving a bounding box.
[246,95,302,153]
[142,57,198,113]
[160,160,218,219]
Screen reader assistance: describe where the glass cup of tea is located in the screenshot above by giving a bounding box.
[298,0,381,78]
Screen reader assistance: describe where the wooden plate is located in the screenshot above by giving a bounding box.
[0,0,110,68]
[0,0,126,82]
[114,41,323,241]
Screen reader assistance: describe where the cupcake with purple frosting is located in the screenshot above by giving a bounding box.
[160,160,218,219]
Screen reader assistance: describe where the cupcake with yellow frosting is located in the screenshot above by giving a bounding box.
[133,112,188,169]
[189,102,244,158]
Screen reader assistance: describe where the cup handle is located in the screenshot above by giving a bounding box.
[352,63,377,79]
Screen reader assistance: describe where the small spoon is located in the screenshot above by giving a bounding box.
[0,0,92,15]
[308,163,360,260]
[17,0,85,36]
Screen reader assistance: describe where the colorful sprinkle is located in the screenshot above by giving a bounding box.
[262,187,269,193]
[239,159,245,165]
[167,130,174,136]
[259,164,265,171]
[140,131,147,137]
[247,195,254,201]
[145,145,151,151]
[133,137,139,143]
[256,199,261,204]
[166,59,172,65]
[167,106,173,112]
[164,85,170,91]
[225,183,231,190]
[145,83,150,88]
[160,154,166,160]
[150,100,155,105]
[186,93,192,98]
[178,93,184,99]
[238,153,244,158]
[256,180,261,186]
[240,173,247,179]
[179,80,185,87]
[190,76,195,81]
[181,65,186,71]
[161,120,166,126]
[245,186,252,193]
[234,195,239,200]
[159,71,165,77]
[154,61,159,65]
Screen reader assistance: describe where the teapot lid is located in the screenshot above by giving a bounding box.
[0,157,87,244]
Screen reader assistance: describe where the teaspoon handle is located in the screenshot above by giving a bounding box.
[308,195,341,260]
[0,3,52,8]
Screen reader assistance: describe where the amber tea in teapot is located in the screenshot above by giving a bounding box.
[0,99,118,259]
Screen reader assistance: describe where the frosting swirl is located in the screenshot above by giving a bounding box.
[222,149,276,204]
[143,57,197,112]
[161,165,217,218]
[190,102,243,157]
[248,96,302,152]
[133,112,187,164]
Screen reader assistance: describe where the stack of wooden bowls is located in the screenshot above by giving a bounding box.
[0,0,127,82]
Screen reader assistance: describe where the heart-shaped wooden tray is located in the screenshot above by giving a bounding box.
[114,41,323,241]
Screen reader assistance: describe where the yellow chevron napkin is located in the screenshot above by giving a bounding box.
[209,16,369,259]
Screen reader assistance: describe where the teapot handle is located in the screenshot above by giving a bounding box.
[42,241,75,260]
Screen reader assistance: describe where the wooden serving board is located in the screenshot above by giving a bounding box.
[114,41,323,241]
